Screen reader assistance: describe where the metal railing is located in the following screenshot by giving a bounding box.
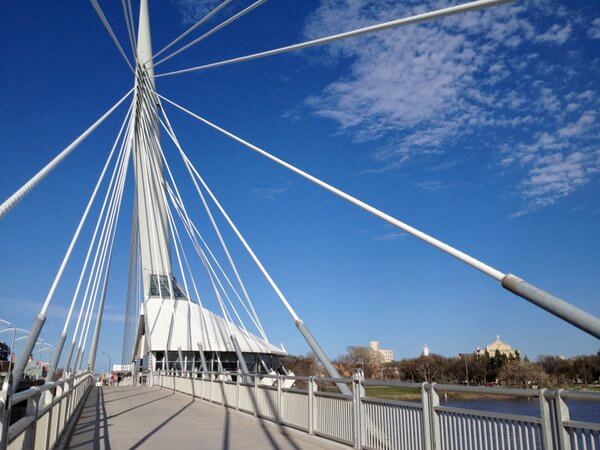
[152,370,600,450]
[0,372,94,450]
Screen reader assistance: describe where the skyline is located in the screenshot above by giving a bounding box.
[1,0,599,370]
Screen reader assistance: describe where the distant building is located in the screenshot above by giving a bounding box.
[477,335,518,358]
[422,344,431,357]
[369,341,394,363]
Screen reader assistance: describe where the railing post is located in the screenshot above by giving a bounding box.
[352,370,365,449]
[424,382,441,450]
[253,375,259,417]
[276,374,282,423]
[43,386,56,450]
[22,387,41,450]
[0,376,10,450]
[539,389,555,450]
[308,376,315,435]
[236,370,240,411]
[554,389,571,450]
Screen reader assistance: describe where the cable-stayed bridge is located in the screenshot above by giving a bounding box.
[1,0,599,449]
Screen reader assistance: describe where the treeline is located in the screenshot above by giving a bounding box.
[282,348,600,388]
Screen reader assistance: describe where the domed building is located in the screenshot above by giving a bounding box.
[477,335,518,357]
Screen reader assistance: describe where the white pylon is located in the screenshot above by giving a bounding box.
[133,0,172,294]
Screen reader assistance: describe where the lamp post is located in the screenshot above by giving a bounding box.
[0,327,29,376]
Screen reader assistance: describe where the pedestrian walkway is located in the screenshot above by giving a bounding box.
[66,385,347,449]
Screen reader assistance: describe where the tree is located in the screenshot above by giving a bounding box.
[498,360,550,388]
[281,353,321,376]
[334,346,384,379]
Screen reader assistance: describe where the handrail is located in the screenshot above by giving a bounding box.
[155,370,600,450]
[1,371,95,448]
[432,382,542,397]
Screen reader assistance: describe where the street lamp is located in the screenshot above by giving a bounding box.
[0,327,29,375]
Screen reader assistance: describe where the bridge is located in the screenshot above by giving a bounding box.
[1,0,599,449]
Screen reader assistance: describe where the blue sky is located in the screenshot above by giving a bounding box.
[1,0,599,369]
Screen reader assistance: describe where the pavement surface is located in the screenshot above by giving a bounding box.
[66,385,347,449]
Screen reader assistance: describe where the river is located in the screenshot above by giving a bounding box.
[444,397,600,423]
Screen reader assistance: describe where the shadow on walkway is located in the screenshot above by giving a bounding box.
[67,387,110,449]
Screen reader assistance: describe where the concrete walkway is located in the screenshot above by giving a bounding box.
[66,385,347,449]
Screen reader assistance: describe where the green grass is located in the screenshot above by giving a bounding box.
[364,386,421,401]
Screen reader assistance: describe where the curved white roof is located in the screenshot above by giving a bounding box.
[142,297,285,355]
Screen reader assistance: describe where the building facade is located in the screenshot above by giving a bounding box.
[476,335,518,358]
[369,341,394,363]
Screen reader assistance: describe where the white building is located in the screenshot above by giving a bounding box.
[476,335,518,358]
[422,344,431,357]
[369,341,394,363]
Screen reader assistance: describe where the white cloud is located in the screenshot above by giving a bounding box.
[376,232,407,241]
[588,18,600,39]
[176,0,222,25]
[557,111,595,138]
[301,0,597,215]
[535,24,572,45]
[253,182,293,200]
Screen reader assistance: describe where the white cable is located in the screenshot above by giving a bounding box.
[0,89,133,220]
[159,93,506,282]
[69,111,134,357]
[121,0,137,58]
[150,0,232,63]
[152,0,268,68]
[89,0,135,72]
[157,101,268,336]
[166,185,268,341]
[156,0,512,78]
[79,132,130,364]
[136,91,190,363]
[144,126,237,343]
[154,115,268,341]
[60,104,132,336]
[77,133,130,368]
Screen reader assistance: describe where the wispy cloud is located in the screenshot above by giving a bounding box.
[535,24,572,45]
[376,232,407,241]
[301,0,599,215]
[252,181,293,200]
[588,18,600,40]
[176,0,223,25]
[414,180,443,191]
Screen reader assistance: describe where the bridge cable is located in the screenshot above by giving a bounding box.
[89,0,135,72]
[154,111,269,342]
[150,0,232,63]
[155,90,270,343]
[165,185,270,354]
[47,103,133,380]
[75,126,132,371]
[121,0,138,59]
[155,0,512,78]
[133,94,181,366]
[137,112,200,369]
[64,112,135,372]
[159,93,600,340]
[165,184,269,343]
[158,100,347,390]
[150,0,268,69]
[0,89,133,221]
[159,94,505,281]
[11,103,133,387]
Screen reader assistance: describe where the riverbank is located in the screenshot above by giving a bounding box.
[363,384,600,401]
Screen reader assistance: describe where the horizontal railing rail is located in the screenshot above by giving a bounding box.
[150,369,600,450]
[0,372,94,450]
